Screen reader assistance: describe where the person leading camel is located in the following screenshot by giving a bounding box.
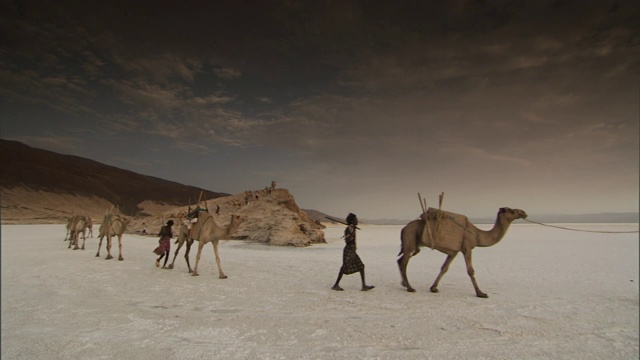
[154,220,173,269]
[331,213,374,291]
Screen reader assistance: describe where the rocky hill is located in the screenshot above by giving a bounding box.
[128,188,326,246]
[0,139,326,246]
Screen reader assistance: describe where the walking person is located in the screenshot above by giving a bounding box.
[331,213,374,291]
[153,220,173,269]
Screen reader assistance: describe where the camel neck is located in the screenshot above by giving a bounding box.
[474,217,510,247]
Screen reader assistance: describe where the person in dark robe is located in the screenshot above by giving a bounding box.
[153,220,173,268]
[331,213,374,291]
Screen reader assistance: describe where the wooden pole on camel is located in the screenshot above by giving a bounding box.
[418,193,427,215]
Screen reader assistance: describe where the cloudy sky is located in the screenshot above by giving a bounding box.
[1,0,638,220]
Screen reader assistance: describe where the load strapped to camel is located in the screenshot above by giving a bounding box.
[421,208,469,252]
[418,192,469,252]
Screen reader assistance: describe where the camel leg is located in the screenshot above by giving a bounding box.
[95,236,103,257]
[73,231,82,249]
[73,227,84,250]
[462,250,487,298]
[212,240,227,279]
[397,253,415,292]
[105,236,113,260]
[191,241,205,276]
[167,239,184,270]
[117,235,124,261]
[430,253,457,293]
[81,231,86,250]
[184,240,194,273]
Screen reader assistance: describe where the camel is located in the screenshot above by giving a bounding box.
[189,212,246,278]
[397,207,527,297]
[65,215,93,240]
[95,213,130,260]
[67,215,89,250]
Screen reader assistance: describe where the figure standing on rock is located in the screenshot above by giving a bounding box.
[331,213,374,291]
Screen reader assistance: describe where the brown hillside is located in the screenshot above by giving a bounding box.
[0,139,228,222]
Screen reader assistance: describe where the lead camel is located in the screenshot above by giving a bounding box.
[397,207,527,297]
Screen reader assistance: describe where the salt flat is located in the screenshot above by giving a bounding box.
[1,223,638,360]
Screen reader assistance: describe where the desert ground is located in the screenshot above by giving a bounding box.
[2,222,638,359]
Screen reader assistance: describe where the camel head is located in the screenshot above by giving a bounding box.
[228,214,247,234]
[498,207,528,222]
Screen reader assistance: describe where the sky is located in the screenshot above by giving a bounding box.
[1,0,638,220]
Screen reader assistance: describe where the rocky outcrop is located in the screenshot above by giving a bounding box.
[127,188,326,247]
[232,189,326,246]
